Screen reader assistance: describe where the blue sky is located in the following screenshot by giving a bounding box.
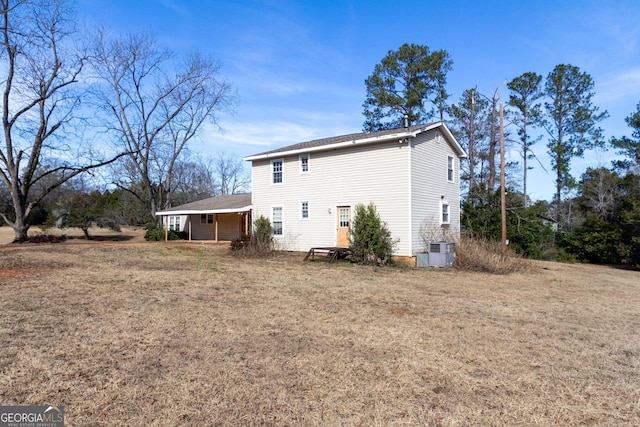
[77,0,640,201]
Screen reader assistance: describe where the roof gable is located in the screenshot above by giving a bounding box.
[244,122,466,161]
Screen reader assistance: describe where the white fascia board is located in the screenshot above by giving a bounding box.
[155,205,253,216]
[437,123,468,158]
[243,130,418,161]
[242,122,467,161]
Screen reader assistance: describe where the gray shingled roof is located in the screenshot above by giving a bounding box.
[157,193,252,214]
[248,122,439,157]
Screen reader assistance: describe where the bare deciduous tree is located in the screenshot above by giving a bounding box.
[211,152,249,195]
[92,30,234,221]
[0,0,122,240]
[170,159,216,205]
[577,167,618,220]
[449,88,489,191]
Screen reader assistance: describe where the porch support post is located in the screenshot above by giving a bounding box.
[164,216,168,241]
[188,216,192,241]
[215,214,219,242]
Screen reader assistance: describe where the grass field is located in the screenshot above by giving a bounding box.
[0,234,638,426]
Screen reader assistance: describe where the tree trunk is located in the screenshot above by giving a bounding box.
[522,120,528,208]
[9,196,30,242]
[82,226,91,240]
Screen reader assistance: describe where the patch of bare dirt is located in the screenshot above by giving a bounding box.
[0,267,51,280]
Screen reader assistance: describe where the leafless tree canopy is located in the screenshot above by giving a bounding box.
[211,152,250,195]
[0,0,122,240]
[92,30,235,221]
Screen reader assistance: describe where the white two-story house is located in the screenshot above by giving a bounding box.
[244,122,466,263]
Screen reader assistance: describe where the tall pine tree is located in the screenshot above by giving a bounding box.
[610,102,640,172]
[507,72,544,206]
[363,43,452,131]
[543,64,607,218]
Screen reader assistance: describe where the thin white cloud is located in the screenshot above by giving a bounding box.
[158,0,189,16]
[596,68,640,104]
[195,110,362,159]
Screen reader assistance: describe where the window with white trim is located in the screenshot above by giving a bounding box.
[447,155,454,182]
[168,216,181,231]
[441,200,450,225]
[299,154,309,173]
[301,201,309,219]
[272,206,283,236]
[201,214,214,224]
[272,159,283,184]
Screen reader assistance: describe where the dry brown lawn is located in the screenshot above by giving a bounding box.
[0,231,638,426]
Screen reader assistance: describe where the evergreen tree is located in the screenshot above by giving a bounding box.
[349,203,396,266]
[610,102,640,173]
[363,43,452,131]
[543,64,608,219]
[507,72,544,206]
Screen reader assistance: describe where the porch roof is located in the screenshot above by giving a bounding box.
[155,193,252,216]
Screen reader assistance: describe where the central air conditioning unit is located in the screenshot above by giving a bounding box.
[426,242,456,268]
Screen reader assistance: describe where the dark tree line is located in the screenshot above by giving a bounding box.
[365,44,638,266]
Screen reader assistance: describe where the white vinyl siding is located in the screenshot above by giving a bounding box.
[250,125,462,257]
[410,130,461,254]
[251,141,411,254]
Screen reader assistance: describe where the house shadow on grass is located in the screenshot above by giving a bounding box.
[67,234,137,242]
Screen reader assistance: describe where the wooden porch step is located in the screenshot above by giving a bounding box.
[304,246,350,263]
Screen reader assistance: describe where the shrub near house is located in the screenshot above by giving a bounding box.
[349,203,396,266]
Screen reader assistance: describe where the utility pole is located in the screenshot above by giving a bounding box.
[469,89,476,191]
[500,103,507,255]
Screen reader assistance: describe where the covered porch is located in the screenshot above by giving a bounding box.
[155,193,252,242]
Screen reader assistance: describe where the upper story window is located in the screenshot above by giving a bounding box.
[272,159,283,184]
[447,155,455,182]
[299,154,309,173]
